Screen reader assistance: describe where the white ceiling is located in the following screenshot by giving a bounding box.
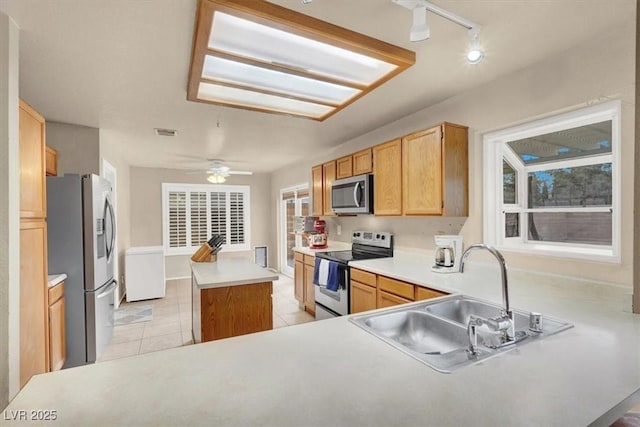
[0,0,633,173]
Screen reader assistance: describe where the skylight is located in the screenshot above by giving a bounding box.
[187,0,415,121]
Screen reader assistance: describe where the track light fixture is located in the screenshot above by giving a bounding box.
[410,5,430,42]
[393,0,485,64]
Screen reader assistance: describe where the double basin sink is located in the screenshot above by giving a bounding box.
[349,294,572,373]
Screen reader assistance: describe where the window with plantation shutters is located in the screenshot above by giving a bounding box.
[162,183,250,254]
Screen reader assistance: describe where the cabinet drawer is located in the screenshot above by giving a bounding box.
[303,254,315,266]
[294,252,304,263]
[377,276,414,300]
[351,268,376,287]
[48,281,65,305]
[415,286,447,301]
[377,290,412,308]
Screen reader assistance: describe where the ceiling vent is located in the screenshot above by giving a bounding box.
[154,128,177,137]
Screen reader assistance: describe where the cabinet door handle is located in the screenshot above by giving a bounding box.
[353,183,361,207]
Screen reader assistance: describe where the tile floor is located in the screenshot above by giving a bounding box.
[98,274,314,362]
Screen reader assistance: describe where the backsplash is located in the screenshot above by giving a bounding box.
[324,216,467,251]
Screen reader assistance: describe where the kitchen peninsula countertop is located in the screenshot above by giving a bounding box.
[292,241,351,256]
[191,258,278,289]
[3,252,640,426]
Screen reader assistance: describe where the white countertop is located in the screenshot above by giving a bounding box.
[292,240,351,256]
[46,273,67,288]
[4,252,640,426]
[191,259,278,289]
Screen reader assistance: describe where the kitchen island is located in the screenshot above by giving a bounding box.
[3,253,640,426]
[191,259,278,343]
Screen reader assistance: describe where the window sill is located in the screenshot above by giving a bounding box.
[498,242,620,264]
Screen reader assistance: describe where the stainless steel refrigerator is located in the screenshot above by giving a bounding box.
[47,174,117,368]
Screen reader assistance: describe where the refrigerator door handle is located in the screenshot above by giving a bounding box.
[97,280,118,299]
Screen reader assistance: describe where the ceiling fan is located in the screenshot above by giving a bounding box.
[186,159,253,183]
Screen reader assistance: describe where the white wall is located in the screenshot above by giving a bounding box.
[46,121,100,175]
[129,166,274,280]
[0,11,20,407]
[271,21,636,287]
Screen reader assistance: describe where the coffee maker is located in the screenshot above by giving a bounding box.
[431,235,463,273]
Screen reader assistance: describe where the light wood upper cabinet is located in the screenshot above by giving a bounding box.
[336,155,353,179]
[373,139,402,216]
[311,165,323,216]
[402,126,443,215]
[19,100,46,218]
[45,146,58,177]
[322,161,336,216]
[440,123,469,216]
[353,148,372,175]
[20,220,48,387]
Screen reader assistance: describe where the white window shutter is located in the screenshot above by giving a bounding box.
[190,191,208,246]
[168,191,187,248]
[229,192,245,244]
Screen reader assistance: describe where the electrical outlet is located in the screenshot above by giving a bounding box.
[120,274,125,286]
[337,225,342,235]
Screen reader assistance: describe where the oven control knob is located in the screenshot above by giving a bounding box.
[381,235,386,240]
[376,234,380,239]
[353,232,357,237]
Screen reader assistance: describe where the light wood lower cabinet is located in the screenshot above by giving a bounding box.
[304,262,316,315]
[48,281,65,371]
[294,258,304,302]
[415,286,447,301]
[377,290,412,308]
[194,281,273,342]
[350,268,447,313]
[293,251,317,315]
[350,281,377,313]
[20,220,48,387]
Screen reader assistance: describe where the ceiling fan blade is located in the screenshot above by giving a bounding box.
[228,171,253,175]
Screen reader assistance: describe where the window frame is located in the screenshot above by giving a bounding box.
[162,183,251,256]
[483,100,621,263]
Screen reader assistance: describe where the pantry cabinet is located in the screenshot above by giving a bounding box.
[372,139,402,216]
[19,99,49,388]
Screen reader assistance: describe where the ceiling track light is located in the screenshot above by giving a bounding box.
[393,0,485,64]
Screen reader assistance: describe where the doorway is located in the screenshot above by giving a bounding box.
[279,184,310,277]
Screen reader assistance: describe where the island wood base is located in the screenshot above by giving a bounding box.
[192,279,273,343]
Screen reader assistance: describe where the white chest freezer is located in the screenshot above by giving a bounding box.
[125,246,165,301]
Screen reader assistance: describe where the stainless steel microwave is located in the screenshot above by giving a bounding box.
[331,174,373,214]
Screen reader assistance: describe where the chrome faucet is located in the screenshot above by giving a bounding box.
[460,244,516,353]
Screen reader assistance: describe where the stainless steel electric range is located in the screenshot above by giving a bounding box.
[314,231,393,319]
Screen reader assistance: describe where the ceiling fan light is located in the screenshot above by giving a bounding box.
[207,173,226,184]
